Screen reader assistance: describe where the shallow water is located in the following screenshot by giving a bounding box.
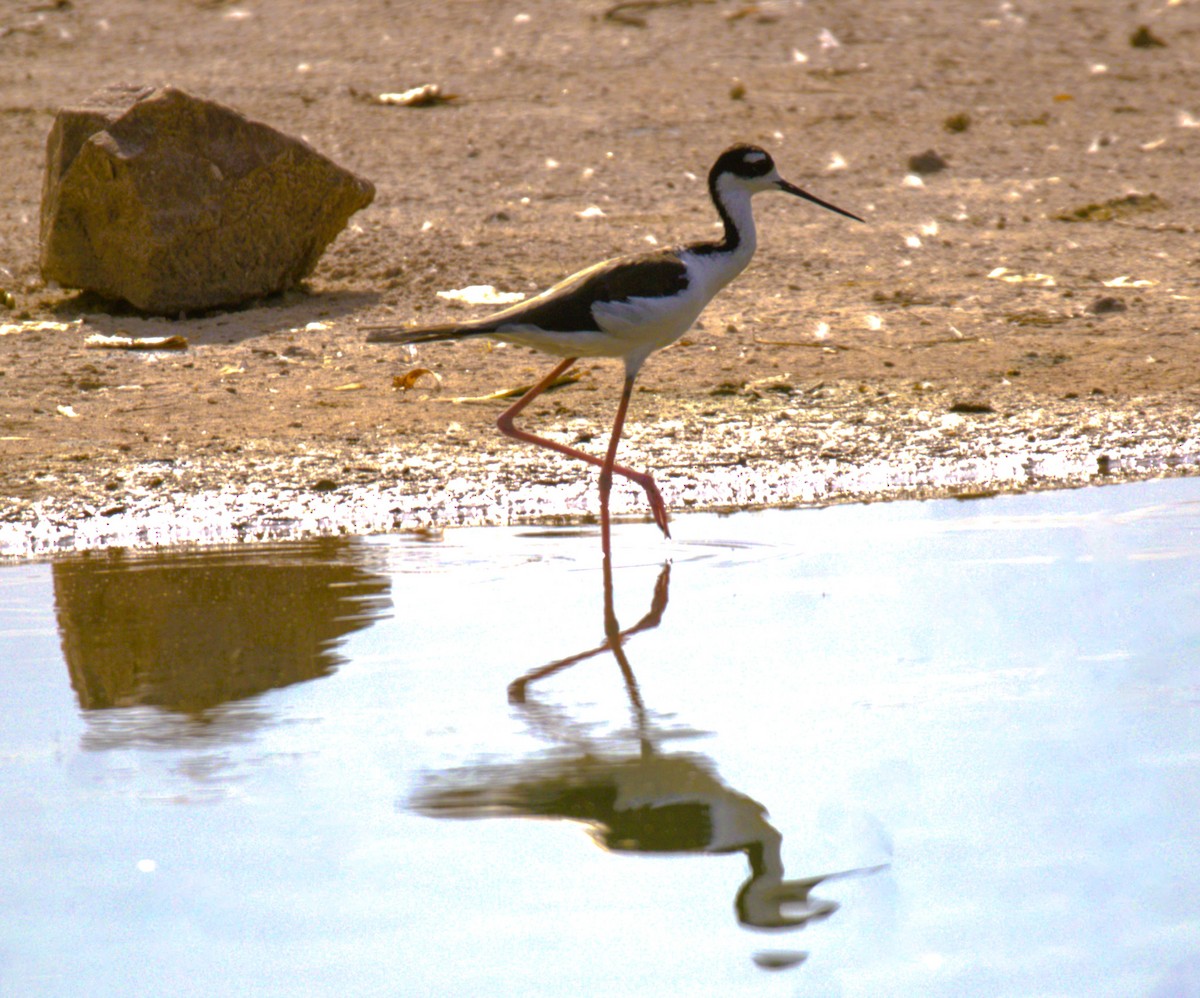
[2,478,1199,997]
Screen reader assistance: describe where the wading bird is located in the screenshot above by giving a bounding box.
[367,144,862,555]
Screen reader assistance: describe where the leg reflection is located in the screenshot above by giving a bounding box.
[507,554,670,718]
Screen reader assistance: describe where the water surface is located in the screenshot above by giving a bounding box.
[2,478,1198,997]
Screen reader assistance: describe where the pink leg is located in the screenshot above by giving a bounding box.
[496,359,671,550]
[597,373,671,558]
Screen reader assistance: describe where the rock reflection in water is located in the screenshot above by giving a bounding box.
[52,538,391,740]
[410,557,885,967]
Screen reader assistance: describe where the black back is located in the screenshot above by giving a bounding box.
[509,252,690,332]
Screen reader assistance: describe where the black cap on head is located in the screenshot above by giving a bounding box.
[711,144,776,181]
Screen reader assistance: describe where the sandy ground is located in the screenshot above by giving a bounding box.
[2,0,1198,560]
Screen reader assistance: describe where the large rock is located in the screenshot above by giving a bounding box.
[40,84,375,314]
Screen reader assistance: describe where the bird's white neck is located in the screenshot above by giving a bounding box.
[709,172,759,260]
[681,174,759,296]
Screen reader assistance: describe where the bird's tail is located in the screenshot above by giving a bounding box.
[365,322,493,345]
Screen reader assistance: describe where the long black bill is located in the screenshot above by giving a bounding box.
[778,179,865,223]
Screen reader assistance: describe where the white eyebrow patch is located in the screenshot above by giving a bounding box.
[745,151,767,163]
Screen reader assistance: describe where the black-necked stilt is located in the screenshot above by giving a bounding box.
[367,144,862,554]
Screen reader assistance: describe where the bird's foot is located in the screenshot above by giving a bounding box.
[603,466,671,541]
[642,479,671,539]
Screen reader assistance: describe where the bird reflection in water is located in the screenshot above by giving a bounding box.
[410,554,885,969]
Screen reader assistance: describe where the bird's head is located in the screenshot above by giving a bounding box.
[712,144,863,222]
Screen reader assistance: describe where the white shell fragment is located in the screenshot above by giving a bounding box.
[988,267,1057,287]
[373,84,456,107]
[436,285,526,305]
[1102,276,1156,288]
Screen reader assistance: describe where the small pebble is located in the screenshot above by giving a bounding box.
[943,112,971,133]
[948,401,995,415]
[1088,296,1127,315]
[907,149,948,175]
[1130,25,1166,48]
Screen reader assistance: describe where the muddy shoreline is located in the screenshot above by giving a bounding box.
[3,367,1195,561]
[3,0,1199,560]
